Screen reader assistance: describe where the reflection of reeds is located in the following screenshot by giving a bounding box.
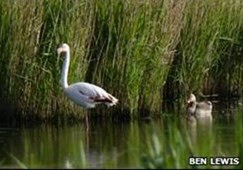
[140,107,242,169]
[0,0,242,121]
[0,107,241,168]
[0,125,87,168]
[8,154,28,169]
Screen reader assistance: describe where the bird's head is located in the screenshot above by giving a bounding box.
[57,43,70,56]
[186,93,196,104]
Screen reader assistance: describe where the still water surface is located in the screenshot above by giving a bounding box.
[0,102,242,168]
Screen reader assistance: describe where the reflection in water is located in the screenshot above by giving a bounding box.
[187,114,213,147]
[0,103,242,168]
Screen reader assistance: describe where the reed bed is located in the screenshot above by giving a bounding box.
[0,0,242,122]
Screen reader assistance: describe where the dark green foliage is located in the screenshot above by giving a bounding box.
[0,0,242,122]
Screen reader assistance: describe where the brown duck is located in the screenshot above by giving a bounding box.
[186,93,213,122]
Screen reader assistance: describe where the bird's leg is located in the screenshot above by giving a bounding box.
[85,110,89,132]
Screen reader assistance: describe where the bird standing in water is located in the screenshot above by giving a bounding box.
[57,43,118,130]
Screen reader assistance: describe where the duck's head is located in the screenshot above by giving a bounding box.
[187,93,196,104]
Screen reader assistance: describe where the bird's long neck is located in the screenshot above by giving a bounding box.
[61,51,70,89]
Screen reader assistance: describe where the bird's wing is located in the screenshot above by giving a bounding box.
[71,82,114,103]
[197,101,212,110]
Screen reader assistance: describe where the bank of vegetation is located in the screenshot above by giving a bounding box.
[0,0,242,122]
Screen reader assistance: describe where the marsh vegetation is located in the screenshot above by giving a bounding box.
[0,0,242,122]
[0,1,242,168]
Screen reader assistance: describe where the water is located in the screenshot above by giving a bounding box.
[0,103,242,169]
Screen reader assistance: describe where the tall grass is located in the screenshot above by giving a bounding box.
[0,0,92,122]
[0,0,242,122]
[164,0,243,100]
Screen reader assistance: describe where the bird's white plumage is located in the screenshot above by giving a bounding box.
[57,43,118,109]
[64,82,118,108]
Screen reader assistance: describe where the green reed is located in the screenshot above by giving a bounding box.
[0,0,92,121]
[0,0,242,122]
[165,0,243,99]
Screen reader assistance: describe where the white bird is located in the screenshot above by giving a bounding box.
[57,43,118,129]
